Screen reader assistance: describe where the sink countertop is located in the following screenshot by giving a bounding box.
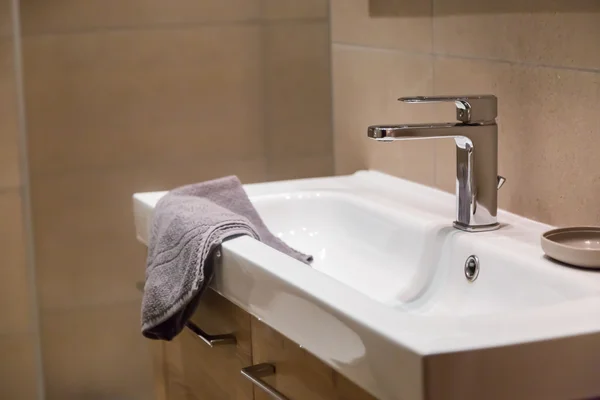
[133,171,600,400]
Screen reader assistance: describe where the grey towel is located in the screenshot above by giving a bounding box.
[142,176,311,340]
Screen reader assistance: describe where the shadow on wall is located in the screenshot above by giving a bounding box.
[368,0,600,16]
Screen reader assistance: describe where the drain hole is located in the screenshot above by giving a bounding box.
[464,255,480,282]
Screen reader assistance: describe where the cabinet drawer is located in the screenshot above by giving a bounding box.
[164,289,254,400]
[250,318,377,400]
[148,340,168,400]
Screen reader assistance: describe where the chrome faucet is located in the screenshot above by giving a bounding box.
[367,95,505,232]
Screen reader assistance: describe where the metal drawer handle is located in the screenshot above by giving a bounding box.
[185,321,237,348]
[241,363,289,400]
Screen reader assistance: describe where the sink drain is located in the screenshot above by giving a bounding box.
[464,255,480,282]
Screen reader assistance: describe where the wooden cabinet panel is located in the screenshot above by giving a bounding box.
[148,340,168,400]
[250,318,377,400]
[163,289,254,400]
[163,336,193,400]
[156,289,378,400]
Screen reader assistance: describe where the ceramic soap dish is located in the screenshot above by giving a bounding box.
[541,227,600,269]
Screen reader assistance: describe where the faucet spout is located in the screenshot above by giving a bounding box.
[367,95,502,232]
[368,123,475,143]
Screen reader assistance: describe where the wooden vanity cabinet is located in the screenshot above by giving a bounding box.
[152,289,377,400]
[153,289,254,400]
[251,319,377,400]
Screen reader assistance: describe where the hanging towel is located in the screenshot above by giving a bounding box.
[141,176,311,340]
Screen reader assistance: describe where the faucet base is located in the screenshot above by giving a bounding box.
[453,221,501,233]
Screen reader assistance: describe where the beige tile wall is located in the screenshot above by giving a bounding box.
[331,0,600,226]
[0,37,20,188]
[0,0,12,36]
[20,0,331,398]
[0,0,39,399]
[264,20,333,178]
[20,0,262,34]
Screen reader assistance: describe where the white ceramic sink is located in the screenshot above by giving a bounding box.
[133,171,600,400]
[253,191,432,305]
[253,190,597,317]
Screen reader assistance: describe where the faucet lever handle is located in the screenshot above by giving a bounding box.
[399,95,497,124]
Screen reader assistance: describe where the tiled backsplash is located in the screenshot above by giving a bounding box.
[332,0,600,227]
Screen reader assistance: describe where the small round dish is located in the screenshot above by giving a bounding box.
[541,227,600,269]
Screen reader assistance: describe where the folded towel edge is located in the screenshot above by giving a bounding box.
[142,225,258,333]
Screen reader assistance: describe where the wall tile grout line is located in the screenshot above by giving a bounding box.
[327,0,336,177]
[430,0,435,55]
[20,17,330,38]
[259,2,271,180]
[431,0,437,187]
[332,42,600,75]
[433,51,600,74]
[333,41,433,57]
[11,0,46,398]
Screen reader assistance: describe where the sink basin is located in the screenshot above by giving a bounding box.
[133,171,600,400]
[253,191,432,305]
[253,190,597,317]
